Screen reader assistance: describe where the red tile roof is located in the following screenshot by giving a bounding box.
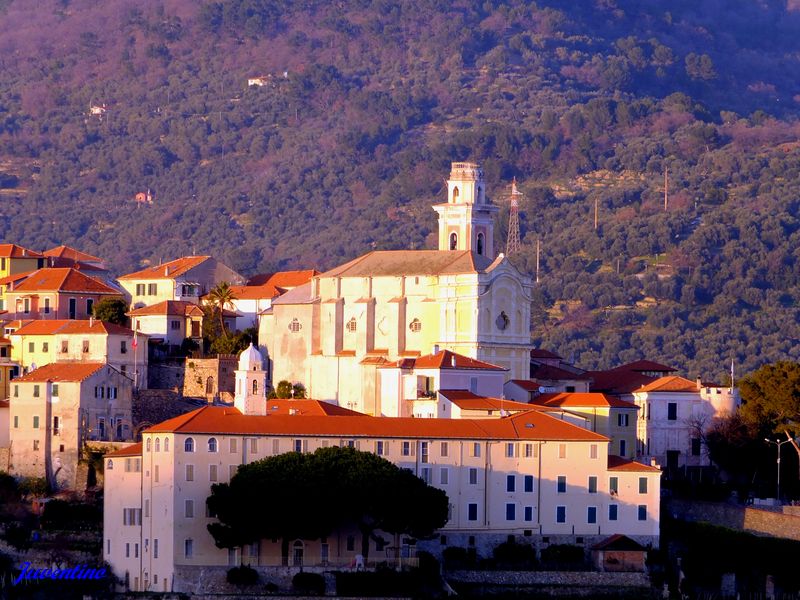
[9,268,119,294]
[383,349,506,371]
[247,270,319,287]
[621,359,676,373]
[118,256,210,280]
[14,362,106,382]
[12,320,135,336]
[437,390,534,412]
[587,371,655,394]
[532,392,639,409]
[128,300,204,317]
[0,271,35,285]
[530,363,590,381]
[530,349,562,359]
[320,250,496,278]
[0,244,43,258]
[607,455,661,472]
[225,284,283,300]
[635,376,699,393]
[42,245,103,263]
[106,442,143,458]
[591,534,646,552]
[265,399,365,416]
[508,379,541,391]
[146,405,608,441]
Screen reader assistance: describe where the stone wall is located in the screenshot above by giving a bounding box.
[0,447,9,472]
[447,570,651,597]
[147,356,236,399]
[669,498,800,541]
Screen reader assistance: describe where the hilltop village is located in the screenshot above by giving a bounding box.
[0,163,740,593]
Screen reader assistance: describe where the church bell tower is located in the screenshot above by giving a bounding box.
[432,162,499,258]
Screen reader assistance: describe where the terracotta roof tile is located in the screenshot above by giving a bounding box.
[591,534,646,551]
[508,379,541,391]
[635,376,699,393]
[607,455,661,472]
[10,268,119,294]
[532,392,639,409]
[0,271,36,285]
[265,399,365,416]
[319,250,495,278]
[106,442,143,458]
[530,363,591,381]
[247,270,319,287]
[128,300,204,317]
[437,390,534,412]
[13,320,136,337]
[118,256,210,280]
[0,244,43,258]
[42,245,103,263]
[14,362,106,382]
[146,405,608,441]
[383,349,506,371]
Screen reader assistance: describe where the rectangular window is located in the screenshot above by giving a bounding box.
[154,539,159,559]
[120,340,127,354]
[668,402,677,420]
[294,439,303,453]
[439,468,449,485]
[250,438,257,453]
[61,340,68,353]
[609,476,619,494]
[272,439,279,454]
[33,440,39,451]
[170,320,180,330]
[33,385,40,398]
[184,539,193,558]
[506,475,515,492]
[588,476,597,494]
[505,503,516,521]
[557,475,566,493]
[148,283,157,296]
[376,440,386,456]
[209,464,218,482]
[609,505,618,521]
[82,340,89,353]
[125,543,130,558]
[524,506,533,521]
[420,467,431,484]
[32,415,39,429]
[145,499,150,517]
[402,441,413,456]
[230,438,237,453]
[691,438,701,456]
[556,506,566,523]
[420,441,429,463]
[135,543,139,558]
[136,284,145,295]
[13,416,18,428]
[617,413,629,427]
[524,443,534,458]
[587,506,597,524]
[469,468,478,485]
[154,465,159,482]
[42,342,49,353]
[467,503,478,521]
[51,384,59,397]
[471,442,481,458]
[638,505,647,521]
[590,444,598,459]
[185,500,194,518]
[639,477,648,494]
[524,475,534,492]
[505,442,517,458]
[185,464,194,481]
[44,298,50,314]
[558,443,567,459]
[440,441,448,457]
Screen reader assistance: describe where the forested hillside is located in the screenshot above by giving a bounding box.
[2,0,800,380]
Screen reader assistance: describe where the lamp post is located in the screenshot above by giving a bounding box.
[764,438,793,502]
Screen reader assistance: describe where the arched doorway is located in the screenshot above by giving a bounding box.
[292,540,304,566]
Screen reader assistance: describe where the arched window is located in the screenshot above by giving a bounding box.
[409,318,422,333]
[164,438,169,452]
[205,376,214,394]
[288,318,302,333]
[185,437,195,453]
[107,459,113,470]
[146,438,151,452]
[477,233,485,256]
[449,232,458,250]
[155,438,160,452]
[452,186,459,202]
[208,437,218,453]
[252,379,258,395]
[346,317,357,332]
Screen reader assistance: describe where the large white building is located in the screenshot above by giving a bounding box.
[260,163,534,415]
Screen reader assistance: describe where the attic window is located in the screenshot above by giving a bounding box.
[409,318,422,333]
[346,317,357,333]
[288,319,302,333]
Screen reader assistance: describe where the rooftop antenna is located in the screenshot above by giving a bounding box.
[505,177,522,255]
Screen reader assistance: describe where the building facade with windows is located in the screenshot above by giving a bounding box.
[103,403,660,593]
[7,363,134,490]
[260,163,534,415]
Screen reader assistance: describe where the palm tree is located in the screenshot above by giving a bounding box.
[206,282,237,337]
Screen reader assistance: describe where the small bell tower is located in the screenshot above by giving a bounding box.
[234,343,268,416]
[432,162,498,258]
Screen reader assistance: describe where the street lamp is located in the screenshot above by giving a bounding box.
[764,438,793,502]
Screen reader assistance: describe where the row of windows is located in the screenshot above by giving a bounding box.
[462,503,648,523]
[135,283,159,296]
[556,475,648,494]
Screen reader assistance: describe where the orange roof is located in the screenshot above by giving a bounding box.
[383,349,506,371]
[225,284,283,300]
[438,390,535,412]
[13,320,135,337]
[9,268,119,294]
[0,244,43,258]
[248,270,319,287]
[532,392,638,409]
[608,455,661,473]
[118,256,209,280]
[530,363,591,381]
[636,376,699,393]
[509,379,541,391]
[265,399,365,416]
[0,271,35,285]
[106,442,143,458]
[14,362,106,382]
[42,245,103,263]
[128,300,204,317]
[320,250,496,278]
[146,405,608,442]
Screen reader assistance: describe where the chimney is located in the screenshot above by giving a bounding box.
[432,344,440,355]
[89,317,94,327]
[164,266,170,276]
[451,355,456,367]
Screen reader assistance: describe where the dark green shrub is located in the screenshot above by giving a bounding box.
[443,546,476,569]
[292,571,325,595]
[540,544,586,568]
[493,539,538,569]
[227,565,259,585]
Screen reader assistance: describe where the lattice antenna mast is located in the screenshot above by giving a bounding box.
[506,177,522,255]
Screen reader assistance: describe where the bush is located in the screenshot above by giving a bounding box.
[18,477,48,497]
[41,499,102,531]
[493,539,538,569]
[0,472,20,505]
[227,565,259,585]
[443,546,473,569]
[540,544,586,569]
[292,572,325,595]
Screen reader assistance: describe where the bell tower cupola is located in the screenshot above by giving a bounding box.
[433,162,499,258]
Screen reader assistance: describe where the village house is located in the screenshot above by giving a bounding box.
[0,336,21,401]
[128,301,204,355]
[117,256,246,309]
[0,244,46,313]
[9,319,148,388]
[260,163,534,415]
[7,363,134,490]
[1,267,123,320]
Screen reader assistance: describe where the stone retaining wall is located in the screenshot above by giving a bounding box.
[446,569,651,597]
[669,498,800,540]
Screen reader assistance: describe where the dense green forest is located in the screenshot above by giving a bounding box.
[1,0,800,380]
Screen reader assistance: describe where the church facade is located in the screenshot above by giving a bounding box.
[259,163,534,415]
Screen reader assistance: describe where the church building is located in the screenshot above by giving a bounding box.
[259,163,534,415]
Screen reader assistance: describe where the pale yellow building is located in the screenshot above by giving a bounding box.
[260,163,534,415]
[8,362,134,490]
